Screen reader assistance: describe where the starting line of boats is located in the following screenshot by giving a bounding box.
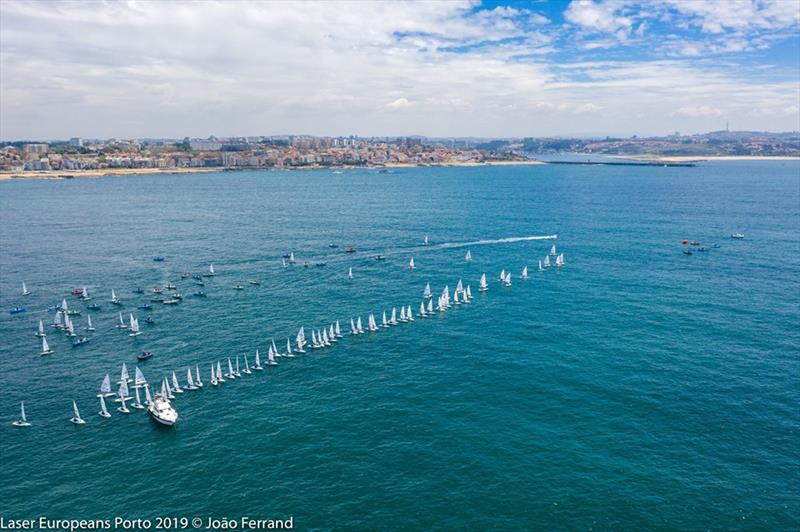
[10,244,567,429]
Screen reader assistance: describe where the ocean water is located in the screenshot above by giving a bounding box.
[0,162,798,530]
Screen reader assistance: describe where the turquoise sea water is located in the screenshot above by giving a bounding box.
[0,162,798,530]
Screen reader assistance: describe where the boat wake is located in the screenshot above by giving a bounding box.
[436,235,557,249]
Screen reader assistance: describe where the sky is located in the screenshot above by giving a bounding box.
[1,0,798,140]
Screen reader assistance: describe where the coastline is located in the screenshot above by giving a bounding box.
[0,160,545,180]
[611,155,800,163]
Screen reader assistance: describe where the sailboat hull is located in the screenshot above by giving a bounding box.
[71,417,86,425]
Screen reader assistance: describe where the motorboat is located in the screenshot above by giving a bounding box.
[148,394,178,426]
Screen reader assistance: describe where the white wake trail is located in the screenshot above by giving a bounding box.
[436,235,557,249]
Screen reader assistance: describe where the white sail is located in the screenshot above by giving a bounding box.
[409,257,415,270]
[350,318,357,335]
[504,272,512,286]
[348,267,353,279]
[255,350,262,369]
[543,255,550,268]
[420,301,426,317]
[20,401,27,422]
[423,234,429,245]
[161,378,169,398]
[466,285,472,298]
[289,252,295,263]
[235,356,241,376]
[329,324,337,342]
[61,298,68,311]
[454,290,461,305]
[172,371,183,392]
[22,281,30,296]
[195,364,203,387]
[407,305,414,321]
[82,287,89,299]
[41,336,51,355]
[322,329,330,345]
[282,258,287,268]
[243,355,252,374]
[427,298,433,313]
[209,263,215,274]
[129,314,140,335]
[286,338,294,357]
[466,250,472,262]
[550,244,557,256]
[479,273,488,291]
[99,374,111,396]
[187,367,197,387]
[52,311,63,328]
[521,265,528,279]
[132,385,144,409]
[382,311,389,327]
[356,316,363,333]
[390,307,397,324]
[36,319,45,337]
[144,384,153,405]
[500,269,506,281]
[400,306,407,321]
[86,314,94,331]
[134,367,147,386]
[117,312,126,329]
[217,361,224,381]
[296,328,306,352]
[268,347,277,365]
[72,400,83,422]
[335,320,342,337]
[423,283,432,299]
[118,380,129,399]
[120,363,130,384]
[211,364,218,384]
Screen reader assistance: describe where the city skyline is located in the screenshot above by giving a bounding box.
[1,0,799,139]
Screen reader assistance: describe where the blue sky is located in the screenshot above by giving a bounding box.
[1,0,798,139]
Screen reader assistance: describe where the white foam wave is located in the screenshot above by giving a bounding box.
[436,235,557,249]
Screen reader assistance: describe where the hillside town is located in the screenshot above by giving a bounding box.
[1,131,797,174]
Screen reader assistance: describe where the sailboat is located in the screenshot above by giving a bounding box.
[110,289,121,305]
[128,314,141,336]
[98,395,111,418]
[538,260,544,272]
[409,257,415,270]
[22,281,31,296]
[456,279,463,294]
[479,273,488,292]
[556,253,565,268]
[64,314,76,337]
[350,318,358,336]
[390,307,398,325]
[254,350,263,370]
[117,381,130,413]
[454,290,461,305]
[289,252,295,264]
[267,347,278,366]
[465,250,472,263]
[368,314,378,332]
[270,338,281,358]
[81,287,91,301]
[503,272,512,287]
[550,244,557,256]
[399,306,407,322]
[116,312,127,329]
[286,338,295,358]
[211,364,219,386]
[195,365,203,388]
[295,328,306,353]
[98,374,113,398]
[521,266,528,280]
[85,314,95,331]
[335,321,342,338]
[356,316,364,334]
[322,329,331,346]
[406,305,414,321]
[465,285,472,302]
[12,401,31,427]
[382,311,389,328]
[216,361,225,383]
[423,283,432,299]
[144,384,153,406]
[419,301,427,317]
[243,355,252,375]
[70,400,86,424]
[35,320,46,338]
[225,358,235,379]
[234,356,242,377]
[543,255,551,269]
[52,311,63,329]
[423,235,429,246]
[348,267,353,280]
[207,263,216,276]
[172,371,184,393]
[282,258,287,268]
[186,367,199,389]
[499,269,506,281]
[328,324,337,343]
[134,367,148,389]
[40,336,52,356]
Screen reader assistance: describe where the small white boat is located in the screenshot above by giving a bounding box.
[322,328,331,346]
[479,273,488,292]
[110,289,121,305]
[267,347,278,366]
[85,314,95,331]
[499,269,506,281]
[70,400,86,424]
[423,283,432,299]
[117,381,130,413]
[427,298,433,313]
[409,257,415,270]
[399,306,408,322]
[144,384,153,406]
[289,252,295,264]
[406,305,414,321]
[348,267,353,280]
[419,301,427,317]
[129,314,141,336]
[465,285,472,302]
[295,328,306,353]
[35,319,46,338]
[390,308,398,325]
[12,401,31,427]
[454,290,461,305]
[116,312,127,329]
[356,316,364,334]
[503,272,512,287]
[64,315,76,337]
[81,287,91,301]
[208,263,216,276]
[556,253,565,268]
[52,311,63,329]
[731,233,745,239]
[381,311,388,328]
[40,336,52,356]
[225,358,235,379]
[335,321,342,338]
[521,266,528,279]
[172,371,184,393]
[328,324,337,343]
[466,250,472,262]
[217,361,225,383]
[148,391,178,426]
[254,350,263,370]
[195,364,203,388]
[538,260,544,272]
[164,377,175,399]
[550,244,557,256]
[22,281,31,296]
[234,356,241,377]
[350,318,358,336]
[211,364,219,386]
[284,338,294,358]
[243,355,252,375]
[423,235,429,246]
[187,367,199,389]
[543,255,551,269]
[368,314,378,332]
[98,395,111,418]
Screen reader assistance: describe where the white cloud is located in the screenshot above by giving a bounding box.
[386,98,411,110]
[674,105,723,117]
